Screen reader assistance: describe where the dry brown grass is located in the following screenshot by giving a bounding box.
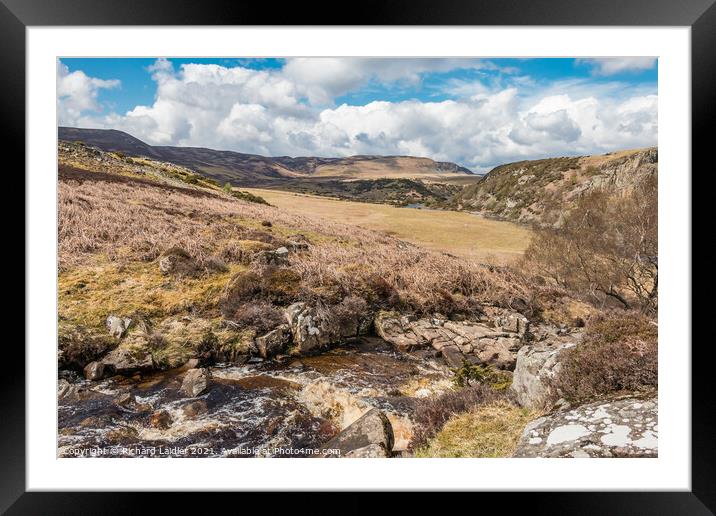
[243,188,531,264]
[59,168,536,319]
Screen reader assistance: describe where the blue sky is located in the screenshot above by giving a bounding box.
[57,57,657,171]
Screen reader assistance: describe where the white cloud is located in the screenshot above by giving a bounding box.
[57,60,120,126]
[578,57,657,76]
[282,58,500,104]
[58,58,658,172]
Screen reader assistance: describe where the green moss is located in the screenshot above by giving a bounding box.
[453,362,512,390]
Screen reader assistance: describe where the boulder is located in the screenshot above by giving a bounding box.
[284,303,331,354]
[83,361,105,381]
[182,358,200,370]
[181,367,211,397]
[255,324,291,359]
[57,379,85,401]
[255,248,289,265]
[287,240,309,252]
[158,247,199,276]
[284,303,368,355]
[150,409,173,430]
[513,396,658,458]
[510,340,578,409]
[101,347,154,375]
[105,315,132,339]
[114,392,136,409]
[321,408,394,458]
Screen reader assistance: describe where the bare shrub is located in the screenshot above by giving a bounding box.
[409,385,510,450]
[292,243,533,316]
[329,295,368,324]
[523,176,657,315]
[553,311,658,403]
[232,302,285,335]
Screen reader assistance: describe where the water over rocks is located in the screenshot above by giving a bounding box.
[58,301,659,459]
[57,338,453,458]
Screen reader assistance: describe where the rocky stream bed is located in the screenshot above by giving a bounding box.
[58,338,452,458]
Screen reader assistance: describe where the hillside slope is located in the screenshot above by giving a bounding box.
[58,127,474,185]
[57,140,534,372]
[452,148,658,226]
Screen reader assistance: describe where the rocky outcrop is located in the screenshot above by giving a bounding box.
[254,246,290,266]
[510,339,578,409]
[181,367,211,397]
[255,324,291,358]
[321,408,395,458]
[58,323,115,370]
[453,147,657,226]
[83,361,105,381]
[513,396,658,457]
[374,311,528,370]
[101,347,154,375]
[283,302,368,355]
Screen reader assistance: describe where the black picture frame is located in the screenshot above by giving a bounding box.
[5,0,711,512]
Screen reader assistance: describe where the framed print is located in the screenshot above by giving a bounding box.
[7,0,712,511]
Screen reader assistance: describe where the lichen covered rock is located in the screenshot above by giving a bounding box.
[513,396,657,457]
[510,339,578,409]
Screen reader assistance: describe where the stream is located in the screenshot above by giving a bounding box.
[58,338,453,458]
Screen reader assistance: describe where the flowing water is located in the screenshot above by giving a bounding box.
[58,338,453,458]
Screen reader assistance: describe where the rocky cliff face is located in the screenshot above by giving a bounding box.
[453,148,657,226]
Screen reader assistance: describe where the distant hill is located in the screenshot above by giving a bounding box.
[451,147,658,226]
[58,127,474,186]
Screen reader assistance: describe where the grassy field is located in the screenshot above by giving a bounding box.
[244,188,532,263]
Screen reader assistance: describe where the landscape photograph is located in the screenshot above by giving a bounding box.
[57,57,658,459]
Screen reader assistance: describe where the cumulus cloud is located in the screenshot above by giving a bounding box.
[57,58,658,172]
[57,60,120,126]
[282,57,503,104]
[578,57,657,76]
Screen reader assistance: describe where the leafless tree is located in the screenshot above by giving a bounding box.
[524,176,657,315]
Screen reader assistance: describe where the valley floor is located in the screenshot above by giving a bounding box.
[244,188,532,264]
